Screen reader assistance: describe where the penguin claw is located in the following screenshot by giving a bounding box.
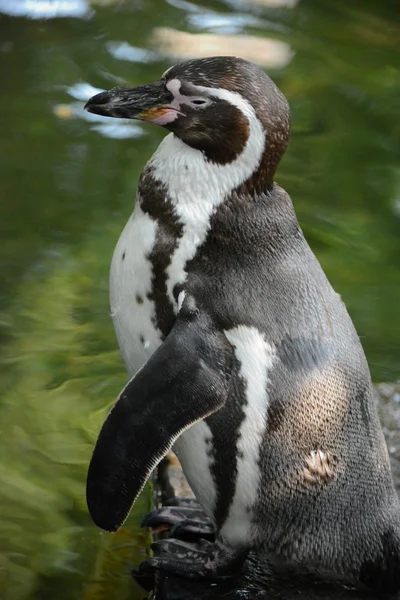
[168,518,216,541]
[137,538,248,581]
[141,506,216,541]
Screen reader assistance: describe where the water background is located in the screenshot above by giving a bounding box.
[0,1,399,599]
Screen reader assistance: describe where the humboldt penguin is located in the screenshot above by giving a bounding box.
[84,56,400,595]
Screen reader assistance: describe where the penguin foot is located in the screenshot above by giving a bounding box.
[141,506,216,541]
[138,538,248,580]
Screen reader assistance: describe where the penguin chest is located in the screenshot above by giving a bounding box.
[109,203,166,376]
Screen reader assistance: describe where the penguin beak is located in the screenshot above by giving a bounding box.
[84,81,177,123]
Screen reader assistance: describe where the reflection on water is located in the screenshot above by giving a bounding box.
[150,27,293,67]
[0,0,399,599]
[0,0,91,19]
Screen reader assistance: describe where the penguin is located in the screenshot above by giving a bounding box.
[84,56,400,595]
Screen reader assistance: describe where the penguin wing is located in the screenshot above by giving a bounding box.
[86,307,231,532]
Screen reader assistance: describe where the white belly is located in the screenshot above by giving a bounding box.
[109,202,163,376]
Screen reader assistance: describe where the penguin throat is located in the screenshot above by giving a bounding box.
[148,95,266,206]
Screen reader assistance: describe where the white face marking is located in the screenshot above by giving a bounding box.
[150,77,213,127]
[161,65,174,79]
[149,86,265,310]
[166,78,181,96]
[174,420,217,521]
[147,74,221,128]
[109,200,162,376]
[146,79,185,127]
[166,77,213,111]
[221,326,276,547]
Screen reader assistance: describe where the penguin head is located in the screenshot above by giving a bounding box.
[85,56,290,178]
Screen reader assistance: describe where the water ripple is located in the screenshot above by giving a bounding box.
[107,41,159,64]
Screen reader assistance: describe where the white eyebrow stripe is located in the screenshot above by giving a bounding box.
[162,65,174,78]
[166,78,204,107]
[166,78,182,96]
[195,84,253,118]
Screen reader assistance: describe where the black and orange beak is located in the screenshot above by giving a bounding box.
[84,80,174,121]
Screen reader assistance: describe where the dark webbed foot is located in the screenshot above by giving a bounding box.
[138,538,248,581]
[137,498,247,583]
[141,506,216,541]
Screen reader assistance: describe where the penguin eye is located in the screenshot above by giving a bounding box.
[190,99,207,106]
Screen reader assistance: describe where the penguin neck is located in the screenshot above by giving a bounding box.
[145,108,268,224]
[137,128,294,255]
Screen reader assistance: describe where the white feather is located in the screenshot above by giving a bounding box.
[109,200,161,376]
[221,326,276,547]
[177,290,186,311]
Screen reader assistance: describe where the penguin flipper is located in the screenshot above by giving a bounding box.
[86,309,231,532]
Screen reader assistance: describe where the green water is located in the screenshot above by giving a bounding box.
[0,1,399,598]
